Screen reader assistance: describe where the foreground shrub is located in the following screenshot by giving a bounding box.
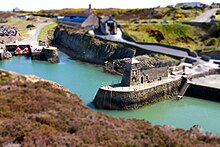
[206,38,218,46]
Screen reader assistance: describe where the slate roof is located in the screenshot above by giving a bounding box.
[81,13,99,28]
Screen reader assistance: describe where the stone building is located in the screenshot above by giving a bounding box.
[58,4,99,30]
[100,16,117,35]
[121,58,168,86]
[12,7,20,12]
[81,13,99,30]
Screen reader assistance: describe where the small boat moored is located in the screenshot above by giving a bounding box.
[14,46,23,55]
[4,51,12,59]
[22,47,29,55]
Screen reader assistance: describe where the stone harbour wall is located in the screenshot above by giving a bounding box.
[31,48,59,63]
[93,68,220,110]
[186,84,220,102]
[93,79,182,110]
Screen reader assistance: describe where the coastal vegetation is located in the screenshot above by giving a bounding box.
[122,23,220,52]
[216,10,220,20]
[122,24,205,49]
[36,7,203,22]
[0,70,220,146]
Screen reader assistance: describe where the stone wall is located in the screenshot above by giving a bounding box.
[185,68,220,101]
[93,78,182,110]
[186,84,220,102]
[93,68,220,110]
[0,51,4,60]
[142,67,168,82]
[31,48,59,63]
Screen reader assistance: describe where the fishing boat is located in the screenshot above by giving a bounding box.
[14,47,23,55]
[4,51,12,59]
[22,47,29,55]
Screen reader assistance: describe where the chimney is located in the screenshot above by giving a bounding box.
[89,4,92,14]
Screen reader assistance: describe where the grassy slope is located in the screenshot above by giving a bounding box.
[122,23,207,50]
[38,22,57,42]
[2,18,39,39]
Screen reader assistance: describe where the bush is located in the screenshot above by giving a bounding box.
[206,38,218,46]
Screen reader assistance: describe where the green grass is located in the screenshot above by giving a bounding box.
[38,22,57,42]
[2,18,39,39]
[122,23,207,50]
[0,73,12,85]
[216,15,220,20]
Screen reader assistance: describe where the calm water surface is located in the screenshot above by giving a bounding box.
[0,51,220,135]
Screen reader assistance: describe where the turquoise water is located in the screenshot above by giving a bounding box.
[1,51,220,135]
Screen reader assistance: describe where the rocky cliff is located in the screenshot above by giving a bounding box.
[0,70,220,146]
[53,25,135,64]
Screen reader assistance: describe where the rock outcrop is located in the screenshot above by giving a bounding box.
[104,54,179,75]
[53,25,135,64]
[0,69,220,146]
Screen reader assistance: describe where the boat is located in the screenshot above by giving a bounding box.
[4,51,12,59]
[14,47,23,55]
[22,47,29,55]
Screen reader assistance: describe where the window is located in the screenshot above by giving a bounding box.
[132,77,136,82]
[141,77,144,84]
[133,70,137,76]
[146,76,149,80]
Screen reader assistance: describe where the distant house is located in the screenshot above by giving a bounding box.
[211,3,220,6]
[12,7,20,12]
[58,4,99,30]
[176,2,207,9]
[100,16,117,35]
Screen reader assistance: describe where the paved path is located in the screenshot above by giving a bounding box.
[24,22,52,42]
[19,22,52,51]
[192,8,219,22]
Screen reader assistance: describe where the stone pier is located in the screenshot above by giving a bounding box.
[93,75,182,110]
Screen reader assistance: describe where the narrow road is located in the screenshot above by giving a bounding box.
[24,22,51,42]
[191,8,219,22]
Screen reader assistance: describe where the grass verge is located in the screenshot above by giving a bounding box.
[38,22,57,42]
[122,23,207,50]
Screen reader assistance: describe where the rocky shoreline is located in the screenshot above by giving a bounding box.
[0,69,220,146]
